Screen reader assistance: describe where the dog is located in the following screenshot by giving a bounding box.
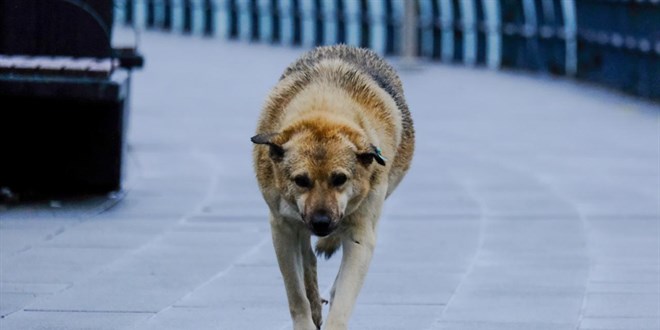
[252,45,414,330]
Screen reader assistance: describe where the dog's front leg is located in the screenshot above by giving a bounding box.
[302,234,323,329]
[271,215,318,330]
[323,218,378,330]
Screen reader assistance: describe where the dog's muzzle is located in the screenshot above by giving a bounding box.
[308,211,335,237]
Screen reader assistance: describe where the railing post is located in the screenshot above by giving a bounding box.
[146,0,156,28]
[475,0,488,65]
[401,0,418,66]
[291,0,302,45]
[182,0,192,33]
[249,0,260,40]
[125,0,135,25]
[301,0,315,46]
[418,0,434,59]
[228,0,239,38]
[203,0,214,36]
[368,0,387,54]
[345,0,360,46]
[321,0,337,45]
[278,0,293,44]
[162,0,172,30]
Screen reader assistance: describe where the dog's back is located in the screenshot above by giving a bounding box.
[278,45,415,194]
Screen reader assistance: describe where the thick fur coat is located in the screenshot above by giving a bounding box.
[252,45,414,330]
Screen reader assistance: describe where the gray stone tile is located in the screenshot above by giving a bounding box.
[433,321,576,330]
[583,293,660,318]
[0,282,70,295]
[580,317,660,330]
[136,305,290,330]
[0,246,128,283]
[28,232,269,313]
[0,292,37,318]
[174,265,288,308]
[359,271,460,305]
[0,310,152,330]
[349,304,442,330]
[43,220,168,249]
[441,290,584,324]
[588,281,660,294]
[588,263,660,283]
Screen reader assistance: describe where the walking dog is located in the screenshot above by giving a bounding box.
[252,45,414,330]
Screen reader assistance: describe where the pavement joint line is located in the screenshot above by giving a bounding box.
[129,236,272,327]
[22,309,157,314]
[384,214,481,220]
[523,161,594,330]
[359,302,447,306]
[424,180,488,329]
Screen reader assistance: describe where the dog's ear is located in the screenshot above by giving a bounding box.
[251,133,285,161]
[357,144,387,167]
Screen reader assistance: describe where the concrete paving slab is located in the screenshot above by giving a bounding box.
[0,292,37,318]
[134,305,291,330]
[0,310,153,330]
[579,317,660,330]
[433,321,576,330]
[583,293,660,318]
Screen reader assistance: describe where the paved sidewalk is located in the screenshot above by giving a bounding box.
[1,31,659,330]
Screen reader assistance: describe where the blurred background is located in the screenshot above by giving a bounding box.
[0,1,658,330]
[112,0,659,98]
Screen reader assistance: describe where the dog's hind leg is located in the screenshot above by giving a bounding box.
[271,215,318,330]
[301,235,323,329]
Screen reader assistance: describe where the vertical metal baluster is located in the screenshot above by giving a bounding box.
[359,0,370,48]
[336,0,346,44]
[146,0,156,28]
[301,0,315,46]
[345,0,360,46]
[321,0,337,45]
[440,0,454,61]
[313,0,324,45]
[203,0,214,36]
[561,0,576,75]
[402,0,418,65]
[475,0,488,65]
[278,0,293,44]
[451,0,463,62]
[291,0,301,45]
[249,0,260,41]
[369,0,387,54]
[418,0,434,59]
[258,0,272,42]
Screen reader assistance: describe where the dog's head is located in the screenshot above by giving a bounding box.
[252,118,386,236]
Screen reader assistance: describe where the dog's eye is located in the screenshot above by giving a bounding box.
[331,173,348,187]
[293,175,312,188]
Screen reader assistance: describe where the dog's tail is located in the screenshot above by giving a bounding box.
[315,235,341,259]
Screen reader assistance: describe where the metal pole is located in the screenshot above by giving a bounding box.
[401,0,418,67]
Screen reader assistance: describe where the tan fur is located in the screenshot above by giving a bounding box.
[252,45,414,330]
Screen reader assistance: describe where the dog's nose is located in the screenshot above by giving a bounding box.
[310,211,333,236]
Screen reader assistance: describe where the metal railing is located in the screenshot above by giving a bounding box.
[113,0,659,100]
